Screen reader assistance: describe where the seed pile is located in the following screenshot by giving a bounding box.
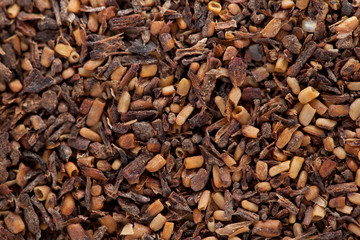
[2,0,360,239]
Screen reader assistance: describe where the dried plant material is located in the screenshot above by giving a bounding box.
[79,165,107,181]
[23,69,54,93]
[335,16,359,39]
[253,220,282,238]
[122,151,152,184]
[261,18,282,38]
[287,41,317,77]
[215,222,251,236]
[340,58,360,76]
[228,57,246,86]
[319,159,337,178]
[2,0,360,239]
[349,98,360,120]
[276,193,299,214]
[327,182,358,196]
[276,124,300,148]
[269,161,291,177]
[252,67,269,82]
[282,35,302,54]
[67,223,88,240]
[19,193,40,239]
[5,212,26,234]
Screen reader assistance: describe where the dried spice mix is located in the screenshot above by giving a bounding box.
[3,0,360,239]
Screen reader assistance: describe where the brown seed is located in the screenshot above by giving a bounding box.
[86,98,106,127]
[198,190,211,210]
[329,197,346,208]
[91,185,102,197]
[269,161,290,177]
[140,64,158,78]
[261,18,282,38]
[79,127,102,142]
[145,154,167,172]
[91,196,105,211]
[315,118,337,130]
[162,222,174,240]
[177,78,191,97]
[149,213,167,231]
[298,87,320,104]
[100,215,117,234]
[255,182,271,192]
[61,193,75,216]
[176,104,194,126]
[348,223,360,237]
[220,153,237,167]
[253,220,282,237]
[276,125,299,149]
[147,199,164,217]
[8,79,23,93]
[256,161,268,181]
[5,212,26,234]
[55,43,73,58]
[41,47,55,68]
[299,104,316,126]
[347,193,360,205]
[242,125,259,138]
[289,156,304,179]
[305,185,320,201]
[241,200,259,212]
[184,156,204,169]
[328,104,350,117]
[68,0,80,12]
[212,192,225,210]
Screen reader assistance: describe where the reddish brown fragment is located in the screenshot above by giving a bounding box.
[79,165,107,181]
[80,99,94,115]
[242,88,262,102]
[118,133,136,149]
[319,159,337,178]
